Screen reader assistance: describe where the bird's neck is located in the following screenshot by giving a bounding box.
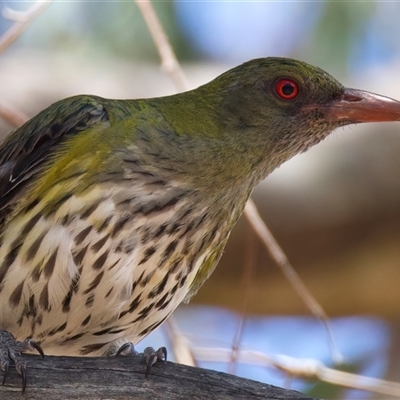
[132,92,280,195]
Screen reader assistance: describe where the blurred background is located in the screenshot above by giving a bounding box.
[1,1,400,398]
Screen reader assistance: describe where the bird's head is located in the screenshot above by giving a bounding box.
[200,57,400,176]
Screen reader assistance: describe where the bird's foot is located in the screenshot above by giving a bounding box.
[115,342,167,377]
[0,330,44,392]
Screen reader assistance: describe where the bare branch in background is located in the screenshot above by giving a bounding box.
[134,0,191,92]
[0,0,51,127]
[228,224,257,375]
[0,0,51,54]
[192,347,400,398]
[163,317,197,367]
[135,0,341,364]
[0,101,28,128]
[244,200,342,364]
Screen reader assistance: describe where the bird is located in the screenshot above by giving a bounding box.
[0,57,400,391]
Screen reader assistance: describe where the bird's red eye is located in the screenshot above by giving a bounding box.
[274,79,299,100]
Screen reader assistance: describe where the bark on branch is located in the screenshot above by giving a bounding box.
[0,354,319,399]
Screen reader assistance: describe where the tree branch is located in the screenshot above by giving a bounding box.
[0,355,319,400]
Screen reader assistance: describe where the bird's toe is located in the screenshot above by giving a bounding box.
[115,342,167,377]
[142,346,167,377]
[0,330,44,392]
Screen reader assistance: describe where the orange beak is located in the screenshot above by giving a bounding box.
[323,88,400,123]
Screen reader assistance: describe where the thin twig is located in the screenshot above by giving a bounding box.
[244,199,342,364]
[228,222,257,375]
[193,347,400,398]
[0,0,52,55]
[134,0,190,92]
[135,0,341,364]
[0,1,51,127]
[0,101,28,128]
[163,316,197,367]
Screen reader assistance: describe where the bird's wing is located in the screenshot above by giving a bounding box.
[0,95,109,210]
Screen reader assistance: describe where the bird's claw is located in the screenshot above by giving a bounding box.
[115,342,167,377]
[143,346,167,377]
[115,341,139,357]
[0,330,44,392]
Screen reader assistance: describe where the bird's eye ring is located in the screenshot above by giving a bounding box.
[274,79,299,100]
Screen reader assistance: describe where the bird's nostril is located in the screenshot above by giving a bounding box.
[344,94,363,102]
[343,89,363,102]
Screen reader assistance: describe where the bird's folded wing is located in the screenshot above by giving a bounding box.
[0,95,110,209]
